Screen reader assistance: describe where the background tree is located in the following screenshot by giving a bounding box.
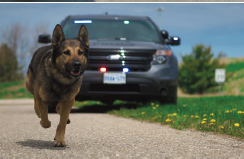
[1,23,29,79]
[29,21,49,55]
[0,43,23,82]
[0,22,49,82]
[178,44,225,94]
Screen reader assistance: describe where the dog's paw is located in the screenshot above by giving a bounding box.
[40,120,51,128]
[67,119,70,124]
[54,140,66,147]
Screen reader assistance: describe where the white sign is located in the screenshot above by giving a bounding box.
[215,69,225,83]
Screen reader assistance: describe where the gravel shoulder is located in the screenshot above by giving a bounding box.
[0,99,244,157]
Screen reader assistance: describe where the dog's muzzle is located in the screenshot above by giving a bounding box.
[71,61,82,76]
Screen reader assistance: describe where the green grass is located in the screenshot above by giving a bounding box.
[220,60,244,95]
[0,81,23,90]
[0,81,33,99]
[194,59,244,95]
[226,61,244,72]
[74,96,244,139]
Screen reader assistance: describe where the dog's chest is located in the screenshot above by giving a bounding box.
[41,81,80,102]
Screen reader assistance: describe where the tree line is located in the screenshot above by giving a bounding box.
[0,22,49,82]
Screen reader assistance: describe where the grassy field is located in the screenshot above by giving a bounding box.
[75,96,244,139]
[223,58,244,95]
[0,81,33,99]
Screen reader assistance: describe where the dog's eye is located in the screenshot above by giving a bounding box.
[63,51,70,55]
[78,50,83,55]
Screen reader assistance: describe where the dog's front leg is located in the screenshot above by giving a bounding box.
[54,98,74,147]
[35,95,51,128]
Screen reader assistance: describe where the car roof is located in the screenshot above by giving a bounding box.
[67,15,150,20]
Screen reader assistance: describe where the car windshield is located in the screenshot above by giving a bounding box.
[62,19,161,43]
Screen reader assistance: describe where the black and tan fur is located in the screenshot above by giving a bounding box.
[25,24,89,147]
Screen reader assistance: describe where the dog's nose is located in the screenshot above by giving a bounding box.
[72,61,82,68]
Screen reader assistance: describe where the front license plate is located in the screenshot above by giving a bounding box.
[103,73,126,84]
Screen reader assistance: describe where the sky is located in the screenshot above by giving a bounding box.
[0,3,244,62]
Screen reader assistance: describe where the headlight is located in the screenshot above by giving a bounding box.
[156,56,166,64]
[152,50,172,64]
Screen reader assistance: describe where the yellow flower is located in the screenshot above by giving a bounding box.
[230,110,232,113]
[151,103,154,105]
[210,119,216,123]
[195,115,199,118]
[210,113,214,116]
[156,105,159,107]
[152,107,156,110]
[173,113,177,116]
[191,115,194,118]
[184,115,187,118]
[242,112,244,115]
[234,123,240,127]
[238,111,242,114]
[203,118,207,121]
[183,104,186,107]
[166,119,171,122]
[168,114,172,117]
[203,114,207,117]
[201,121,206,124]
[210,123,214,126]
[225,110,229,113]
[233,109,236,111]
[219,125,224,129]
[142,112,145,115]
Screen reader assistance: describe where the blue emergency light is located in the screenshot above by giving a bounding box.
[123,68,129,73]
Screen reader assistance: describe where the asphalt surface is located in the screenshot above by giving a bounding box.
[1,99,244,157]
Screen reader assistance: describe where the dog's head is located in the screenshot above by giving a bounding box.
[51,24,89,79]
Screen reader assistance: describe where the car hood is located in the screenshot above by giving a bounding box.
[89,40,170,50]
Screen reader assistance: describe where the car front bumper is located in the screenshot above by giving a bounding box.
[76,64,178,101]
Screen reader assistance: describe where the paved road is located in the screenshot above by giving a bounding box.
[1,99,244,157]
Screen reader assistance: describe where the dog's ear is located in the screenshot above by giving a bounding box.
[78,25,90,47]
[51,24,65,46]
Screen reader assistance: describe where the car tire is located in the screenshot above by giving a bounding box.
[170,94,177,105]
[158,93,177,105]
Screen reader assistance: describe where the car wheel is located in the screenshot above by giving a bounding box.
[170,94,177,105]
[158,94,177,105]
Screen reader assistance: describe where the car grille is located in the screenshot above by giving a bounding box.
[87,49,155,72]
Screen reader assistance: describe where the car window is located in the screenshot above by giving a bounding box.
[62,19,160,43]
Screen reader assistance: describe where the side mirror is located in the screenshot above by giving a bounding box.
[166,36,180,46]
[161,30,169,39]
[38,34,51,43]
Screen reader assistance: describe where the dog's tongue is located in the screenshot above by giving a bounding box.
[71,71,80,75]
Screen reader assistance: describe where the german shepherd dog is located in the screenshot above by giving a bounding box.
[25,24,89,147]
